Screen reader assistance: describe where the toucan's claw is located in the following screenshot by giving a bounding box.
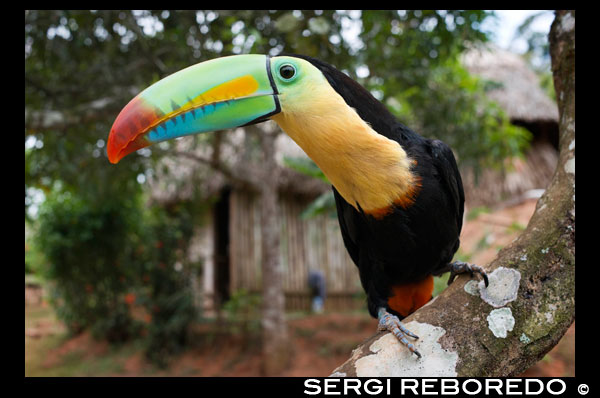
[446,261,489,287]
[377,308,422,359]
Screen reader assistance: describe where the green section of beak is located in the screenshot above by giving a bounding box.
[107,54,280,163]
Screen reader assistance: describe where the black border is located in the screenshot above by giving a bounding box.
[240,55,282,127]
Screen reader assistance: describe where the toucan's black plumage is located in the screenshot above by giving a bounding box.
[292,55,478,325]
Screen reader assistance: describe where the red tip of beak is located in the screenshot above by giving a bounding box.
[107,96,159,164]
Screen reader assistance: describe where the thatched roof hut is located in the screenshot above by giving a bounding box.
[462,46,558,124]
[461,45,559,207]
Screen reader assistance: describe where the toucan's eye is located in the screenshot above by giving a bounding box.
[278,64,296,81]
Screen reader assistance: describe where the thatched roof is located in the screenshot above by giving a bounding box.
[461,142,558,208]
[461,46,560,207]
[462,45,558,123]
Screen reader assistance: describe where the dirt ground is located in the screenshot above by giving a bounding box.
[121,313,378,377]
[24,307,575,377]
[25,198,575,377]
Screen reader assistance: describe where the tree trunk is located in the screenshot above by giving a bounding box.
[258,126,292,376]
[331,10,575,377]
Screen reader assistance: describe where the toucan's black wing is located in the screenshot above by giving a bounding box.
[426,139,465,233]
[333,187,360,266]
[332,137,464,267]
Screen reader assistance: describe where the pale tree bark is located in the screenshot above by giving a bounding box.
[331,10,575,377]
[257,125,292,376]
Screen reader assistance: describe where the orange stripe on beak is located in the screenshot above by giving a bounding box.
[189,74,260,106]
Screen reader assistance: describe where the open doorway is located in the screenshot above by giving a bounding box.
[213,187,231,307]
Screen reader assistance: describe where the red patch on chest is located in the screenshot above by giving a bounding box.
[387,275,434,317]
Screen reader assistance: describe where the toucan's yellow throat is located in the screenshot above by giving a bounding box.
[271,70,420,217]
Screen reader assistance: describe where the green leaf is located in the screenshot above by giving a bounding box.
[283,156,329,183]
[300,191,336,219]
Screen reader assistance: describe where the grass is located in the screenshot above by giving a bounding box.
[507,221,526,233]
[25,305,54,328]
[25,305,145,377]
[475,231,493,251]
[433,273,450,297]
[26,334,145,377]
[452,249,472,263]
[466,206,491,221]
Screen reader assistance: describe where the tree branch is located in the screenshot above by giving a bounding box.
[167,149,258,191]
[330,10,575,377]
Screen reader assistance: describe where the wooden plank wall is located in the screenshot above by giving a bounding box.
[229,190,364,311]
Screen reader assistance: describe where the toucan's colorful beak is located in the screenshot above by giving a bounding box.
[107,54,280,164]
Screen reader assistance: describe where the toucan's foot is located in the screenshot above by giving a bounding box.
[447,261,489,287]
[377,308,421,358]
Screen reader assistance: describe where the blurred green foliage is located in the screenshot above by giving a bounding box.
[36,189,144,341]
[467,205,492,221]
[35,187,202,365]
[283,156,336,219]
[140,202,200,367]
[282,156,329,184]
[222,289,262,335]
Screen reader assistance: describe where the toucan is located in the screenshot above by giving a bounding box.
[107,54,489,358]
